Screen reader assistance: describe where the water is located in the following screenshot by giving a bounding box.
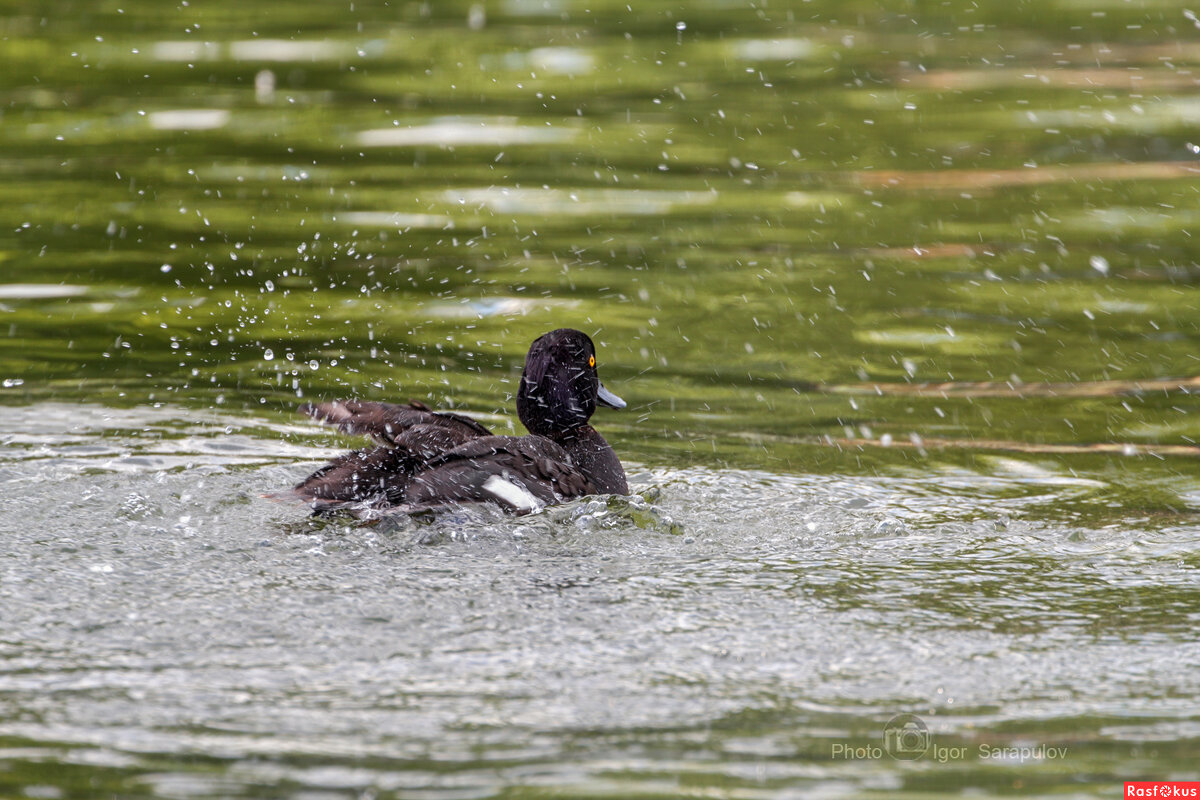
[2,0,1200,796]
[2,407,1196,797]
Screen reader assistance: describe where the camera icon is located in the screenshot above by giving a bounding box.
[883,714,930,760]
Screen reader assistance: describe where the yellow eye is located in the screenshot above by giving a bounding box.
[588,355,596,368]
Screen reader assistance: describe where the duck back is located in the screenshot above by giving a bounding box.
[300,399,491,443]
[293,401,491,506]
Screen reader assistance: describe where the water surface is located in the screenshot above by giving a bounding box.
[2,0,1199,797]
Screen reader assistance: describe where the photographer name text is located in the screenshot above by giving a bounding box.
[831,742,1068,763]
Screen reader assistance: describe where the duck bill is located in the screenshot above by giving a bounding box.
[596,383,626,409]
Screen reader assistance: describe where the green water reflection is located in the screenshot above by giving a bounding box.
[5,3,1199,466]
[2,0,1199,796]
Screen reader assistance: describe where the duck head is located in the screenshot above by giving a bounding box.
[517,328,625,438]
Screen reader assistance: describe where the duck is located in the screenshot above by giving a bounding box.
[289,328,628,515]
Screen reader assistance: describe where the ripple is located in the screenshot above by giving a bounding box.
[495,46,595,75]
[0,284,88,299]
[421,296,578,318]
[357,118,578,148]
[441,186,717,216]
[147,109,230,131]
[332,211,454,229]
[228,39,346,62]
[732,37,818,61]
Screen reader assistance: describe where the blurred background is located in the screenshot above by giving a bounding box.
[1,1,1199,797]
[4,0,1200,479]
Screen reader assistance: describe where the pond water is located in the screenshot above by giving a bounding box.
[2,0,1199,797]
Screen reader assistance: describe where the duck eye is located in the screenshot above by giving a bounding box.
[588,355,596,368]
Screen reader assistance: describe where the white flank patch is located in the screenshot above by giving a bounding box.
[483,475,543,513]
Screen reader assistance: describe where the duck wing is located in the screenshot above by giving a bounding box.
[299,399,491,444]
[399,435,596,513]
[293,400,493,508]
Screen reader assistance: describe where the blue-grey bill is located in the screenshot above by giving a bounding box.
[597,383,626,409]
